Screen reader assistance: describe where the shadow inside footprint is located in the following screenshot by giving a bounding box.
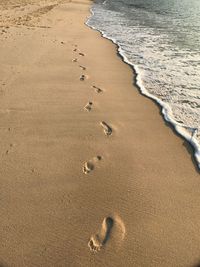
[88,217,114,252]
[100,121,112,136]
[80,74,86,81]
[83,162,94,174]
[83,156,101,174]
[80,74,88,81]
[84,102,93,112]
[102,217,114,245]
[92,85,103,93]
[79,65,86,70]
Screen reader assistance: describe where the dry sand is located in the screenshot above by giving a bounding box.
[0,0,200,266]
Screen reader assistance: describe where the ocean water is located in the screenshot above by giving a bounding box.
[86,0,200,168]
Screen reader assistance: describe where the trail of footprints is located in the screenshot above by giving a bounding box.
[72,45,123,252]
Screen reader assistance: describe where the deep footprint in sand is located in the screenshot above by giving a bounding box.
[88,217,114,252]
[84,102,93,112]
[83,156,102,174]
[80,74,88,81]
[92,85,103,93]
[72,58,78,63]
[88,215,126,252]
[100,121,112,136]
[79,52,85,56]
[83,162,94,174]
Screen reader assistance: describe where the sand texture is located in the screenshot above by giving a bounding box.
[0,0,200,266]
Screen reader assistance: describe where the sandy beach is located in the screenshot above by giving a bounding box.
[0,0,200,266]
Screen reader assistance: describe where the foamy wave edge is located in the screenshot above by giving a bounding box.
[86,7,200,169]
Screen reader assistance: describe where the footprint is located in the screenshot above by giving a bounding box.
[88,215,125,253]
[92,85,103,93]
[79,52,85,56]
[72,58,78,62]
[80,74,88,81]
[73,48,77,52]
[5,143,14,155]
[83,161,94,174]
[84,102,93,112]
[100,121,112,136]
[88,217,114,252]
[83,156,102,174]
[79,65,86,71]
[80,75,86,81]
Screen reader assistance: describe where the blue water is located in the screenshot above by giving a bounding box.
[87,0,200,168]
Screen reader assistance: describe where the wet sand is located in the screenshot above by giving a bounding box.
[0,0,200,266]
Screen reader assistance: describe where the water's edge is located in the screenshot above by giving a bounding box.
[85,7,200,172]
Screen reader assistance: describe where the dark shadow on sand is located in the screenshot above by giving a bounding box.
[192,264,200,267]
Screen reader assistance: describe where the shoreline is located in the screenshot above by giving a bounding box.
[0,1,200,266]
[86,6,200,172]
